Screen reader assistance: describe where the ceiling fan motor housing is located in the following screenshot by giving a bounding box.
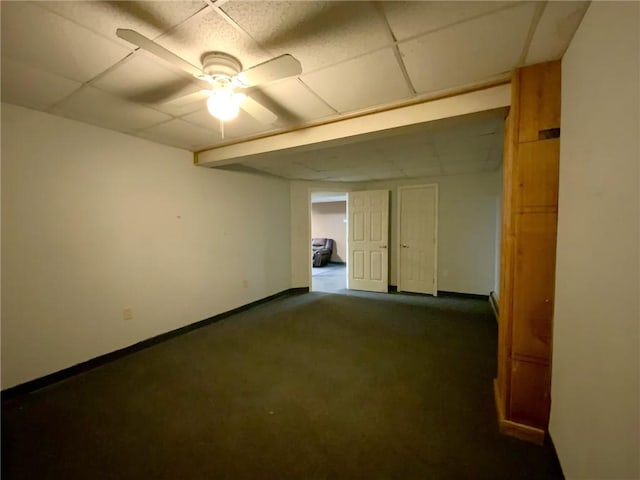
[202,52,243,79]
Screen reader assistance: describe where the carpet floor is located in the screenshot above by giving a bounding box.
[2,291,563,479]
[312,263,347,293]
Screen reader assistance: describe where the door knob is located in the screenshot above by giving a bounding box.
[401,244,409,248]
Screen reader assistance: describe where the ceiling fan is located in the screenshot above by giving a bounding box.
[115,29,303,133]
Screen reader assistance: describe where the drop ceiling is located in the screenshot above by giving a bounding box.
[1,1,588,156]
[232,107,507,182]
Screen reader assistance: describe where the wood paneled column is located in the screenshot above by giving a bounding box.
[494,60,561,444]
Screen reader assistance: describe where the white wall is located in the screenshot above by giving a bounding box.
[364,171,501,295]
[550,3,640,479]
[291,171,501,295]
[1,104,291,389]
[311,201,347,262]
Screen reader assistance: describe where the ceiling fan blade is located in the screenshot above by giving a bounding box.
[123,77,198,104]
[163,90,210,106]
[241,96,278,124]
[116,28,203,79]
[236,54,302,87]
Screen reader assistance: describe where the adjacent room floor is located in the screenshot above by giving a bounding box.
[312,262,346,292]
[1,291,563,479]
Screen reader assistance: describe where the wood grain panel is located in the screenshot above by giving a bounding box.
[515,139,560,208]
[497,111,515,406]
[512,212,557,360]
[517,61,561,143]
[509,359,551,429]
[495,60,560,443]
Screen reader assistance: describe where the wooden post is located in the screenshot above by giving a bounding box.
[495,60,561,444]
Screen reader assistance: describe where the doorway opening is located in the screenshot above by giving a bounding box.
[310,191,347,293]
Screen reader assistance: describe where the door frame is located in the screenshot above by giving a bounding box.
[308,188,349,291]
[396,183,439,295]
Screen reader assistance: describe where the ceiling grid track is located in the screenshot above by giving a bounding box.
[372,1,417,96]
[40,2,211,118]
[276,2,525,80]
[518,1,548,66]
[296,79,340,114]
[204,1,342,119]
[2,1,590,156]
[207,2,276,59]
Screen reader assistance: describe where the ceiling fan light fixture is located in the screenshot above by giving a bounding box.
[206,87,247,121]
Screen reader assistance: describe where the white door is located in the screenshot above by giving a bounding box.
[348,190,389,292]
[398,184,438,295]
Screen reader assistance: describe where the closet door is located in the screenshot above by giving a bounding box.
[398,184,438,295]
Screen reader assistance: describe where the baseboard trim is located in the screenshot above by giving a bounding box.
[1,287,309,401]
[489,291,499,322]
[387,287,488,299]
[493,379,545,445]
[438,290,489,300]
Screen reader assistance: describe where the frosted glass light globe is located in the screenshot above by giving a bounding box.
[206,87,246,121]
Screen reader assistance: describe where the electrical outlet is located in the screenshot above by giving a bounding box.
[242,280,249,288]
[123,307,133,320]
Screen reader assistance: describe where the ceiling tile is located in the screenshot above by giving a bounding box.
[137,118,220,150]
[272,163,321,178]
[295,170,337,181]
[394,155,441,170]
[222,1,390,73]
[381,1,514,41]
[181,107,271,140]
[441,163,489,175]
[430,112,504,141]
[435,134,498,154]
[301,156,367,172]
[367,169,406,181]
[256,79,336,124]
[439,150,490,166]
[400,166,443,178]
[231,108,506,182]
[153,90,209,117]
[37,1,207,49]
[526,1,590,64]
[248,155,303,170]
[1,2,130,83]
[326,174,370,183]
[51,86,171,132]
[1,57,81,110]
[399,3,536,93]
[177,107,219,130]
[302,48,412,113]
[91,51,203,104]
[156,8,268,77]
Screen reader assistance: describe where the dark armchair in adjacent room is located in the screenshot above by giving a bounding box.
[312,238,334,267]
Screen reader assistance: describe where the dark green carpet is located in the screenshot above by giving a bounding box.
[2,291,563,479]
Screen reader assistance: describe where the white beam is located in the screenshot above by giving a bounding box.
[196,83,511,167]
